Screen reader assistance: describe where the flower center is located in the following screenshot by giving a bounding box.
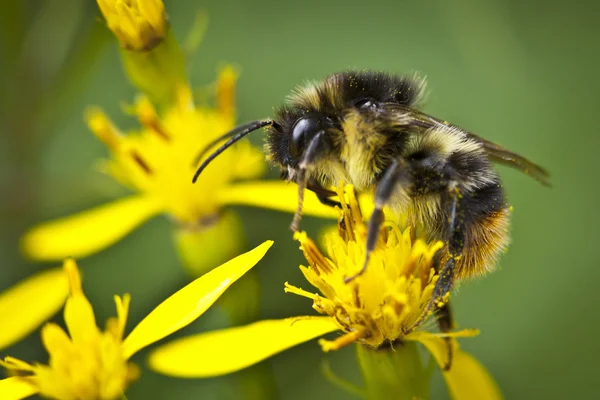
[87,76,265,224]
[1,261,139,400]
[35,329,138,400]
[286,185,444,350]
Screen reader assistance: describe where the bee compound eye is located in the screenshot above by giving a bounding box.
[354,98,378,110]
[290,117,318,159]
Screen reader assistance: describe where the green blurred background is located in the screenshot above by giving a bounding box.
[1,0,598,399]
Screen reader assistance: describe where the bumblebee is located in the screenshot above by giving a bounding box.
[193,70,549,320]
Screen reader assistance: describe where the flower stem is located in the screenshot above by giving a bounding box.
[120,28,186,108]
[219,269,278,399]
[356,342,432,400]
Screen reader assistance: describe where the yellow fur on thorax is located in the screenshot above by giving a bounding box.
[313,158,350,188]
[340,110,388,191]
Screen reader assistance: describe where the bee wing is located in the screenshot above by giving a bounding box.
[386,104,551,186]
[464,133,551,186]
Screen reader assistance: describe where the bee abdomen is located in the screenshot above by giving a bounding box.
[453,182,510,280]
[455,207,510,279]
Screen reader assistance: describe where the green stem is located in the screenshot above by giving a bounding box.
[172,216,277,399]
[120,28,187,107]
[321,359,366,398]
[218,267,278,400]
[356,342,432,400]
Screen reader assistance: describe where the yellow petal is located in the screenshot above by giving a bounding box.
[0,377,38,400]
[407,329,480,340]
[148,316,339,377]
[40,323,71,353]
[21,195,163,261]
[229,141,267,181]
[0,268,68,350]
[114,294,131,340]
[62,259,99,343]
[444,351,503,400]
[216,65,239,118]
[218,181,339,218]
[0,357,35,372]
[413,333,502,400]
[219,181,376,220]
[122,241,274,358]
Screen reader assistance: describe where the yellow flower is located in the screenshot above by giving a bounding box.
[0,269,69,352]
[97,0,167,51]
[0,241,272,400]
[21,69,267,274]
[147,185,501,399]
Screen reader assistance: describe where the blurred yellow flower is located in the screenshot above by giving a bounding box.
[0,241,272,400]
[97,0,167,51]
[21,69,268,273]
[147,186,501,399]
[0,269,69,351]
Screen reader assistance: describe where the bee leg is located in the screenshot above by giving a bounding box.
[408,182,463,363]
[433,183,463,305]
[436,301,455,370]
[344,159,408,283]
[290,132,327,232]
[316,192,342,208]
[307,179,341,208]
[426,183,465,370]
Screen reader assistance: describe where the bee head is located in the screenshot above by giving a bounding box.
[266,110,341,231]
[267,110,338,179]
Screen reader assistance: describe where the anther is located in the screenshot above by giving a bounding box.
[146,121,170,141]
[130,150,153,175]
[136,97,170,141]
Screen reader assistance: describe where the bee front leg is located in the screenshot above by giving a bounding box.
[307,179,341,208]
[316,193,341,208]
[344,159,410,283]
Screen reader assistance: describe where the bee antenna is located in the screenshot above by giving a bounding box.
[192,119,274,183]
[290,131,325,232]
